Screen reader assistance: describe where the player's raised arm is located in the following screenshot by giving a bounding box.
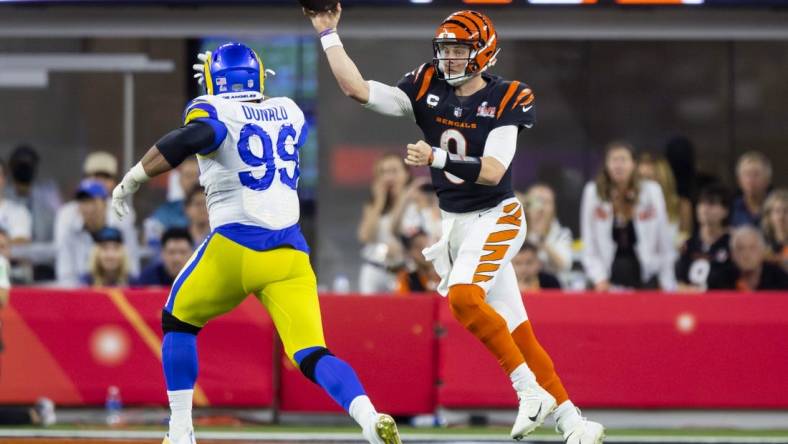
[305,4,414,119]
[111,101,227,218]
[305,4,368,103]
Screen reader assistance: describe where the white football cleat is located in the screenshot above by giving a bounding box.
[162,430,196,444]
[560,417,605,444]
[362,413,402,444]
[511,381,556,440]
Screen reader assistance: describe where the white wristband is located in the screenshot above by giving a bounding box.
[430,148,447,169]
[129,162,150,184]
[320,31,343,51]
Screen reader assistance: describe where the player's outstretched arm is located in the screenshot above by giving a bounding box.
[305,4,369,103]
[110,147,161,219]
[112,120,222,218]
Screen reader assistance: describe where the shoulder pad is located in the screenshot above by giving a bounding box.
[494,81,534,119]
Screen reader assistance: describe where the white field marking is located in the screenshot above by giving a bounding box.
[0,428,787,443]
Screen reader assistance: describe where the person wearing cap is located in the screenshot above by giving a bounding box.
[4,145,62,242]
[80,227,133,287]
[0,160,32,244]
[82,151,120,197]
[54,179,139,287]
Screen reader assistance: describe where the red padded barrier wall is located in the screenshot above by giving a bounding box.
[278,295,438,414]
[437,291,788,408]
[2,289,787,410]
[0,288,275,407]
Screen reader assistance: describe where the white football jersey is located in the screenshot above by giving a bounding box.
[184,95,307,231]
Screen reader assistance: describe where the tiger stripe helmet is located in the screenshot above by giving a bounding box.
[432,10,500,86]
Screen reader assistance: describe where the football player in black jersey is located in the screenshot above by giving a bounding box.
[306,6,604,443]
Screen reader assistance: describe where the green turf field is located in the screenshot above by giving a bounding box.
[2,424,787,440]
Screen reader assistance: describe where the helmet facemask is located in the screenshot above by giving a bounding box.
[433,40,476,86]
[432,36,500,87]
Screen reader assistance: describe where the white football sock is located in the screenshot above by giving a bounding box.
[167,389,194,439]
[349,395,377,428]
[553,400,582,432]
[509,363,537,391]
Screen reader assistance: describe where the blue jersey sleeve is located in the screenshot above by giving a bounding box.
[182,98,228,154]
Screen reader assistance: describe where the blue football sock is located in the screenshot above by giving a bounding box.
[294,347,366,411]
[162,332,199,391]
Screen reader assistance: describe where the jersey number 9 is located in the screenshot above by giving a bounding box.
[440,128,467,185]
[236,123,300,191]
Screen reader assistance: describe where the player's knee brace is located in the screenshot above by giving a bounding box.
[297,347,334,384]
[161,310,202,335]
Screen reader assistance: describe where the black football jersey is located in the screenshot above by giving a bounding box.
[676,232,733,287]
[397,63,536,213]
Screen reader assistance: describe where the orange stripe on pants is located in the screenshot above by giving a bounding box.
[511,320,569,404]
[448,284,525,374]
[481,244,508,261]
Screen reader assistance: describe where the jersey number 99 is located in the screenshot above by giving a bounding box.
[236,123,300,191]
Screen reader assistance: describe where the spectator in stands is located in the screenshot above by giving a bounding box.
[143,157,200,249]
[581,141,676,291]
[5,144,61,242]
[523,183,573,277]
[80,151,139,229]
[762,189,788,271]
[395,230,439,293]
[80,227,133,287]
[709,226,788,291]
[135,228,194,287]
[357,154,411,294]
[82,151,119,200]
[55,179,138,287]
[512,242,561,292]
[0,229,10,352]
[393,177,442,243]
[664,136,702,205]
[0,160,32,244]
[184,185,210,246]
[676,184,733,292]
[638,153,691,246]
[731,151,772,227]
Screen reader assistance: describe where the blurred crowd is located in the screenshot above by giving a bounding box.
[0,145,206,290]
[356,141,787,295]
[0,141,785,294]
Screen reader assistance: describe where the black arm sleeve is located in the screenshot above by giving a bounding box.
[443,153,482,183]
[155,121,216,167]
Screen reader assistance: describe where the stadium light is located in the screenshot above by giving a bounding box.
[528,0,598,4]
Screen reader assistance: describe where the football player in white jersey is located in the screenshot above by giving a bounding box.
[111,42,400,444]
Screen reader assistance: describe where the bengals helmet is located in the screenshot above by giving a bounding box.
[432,10,500,86]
